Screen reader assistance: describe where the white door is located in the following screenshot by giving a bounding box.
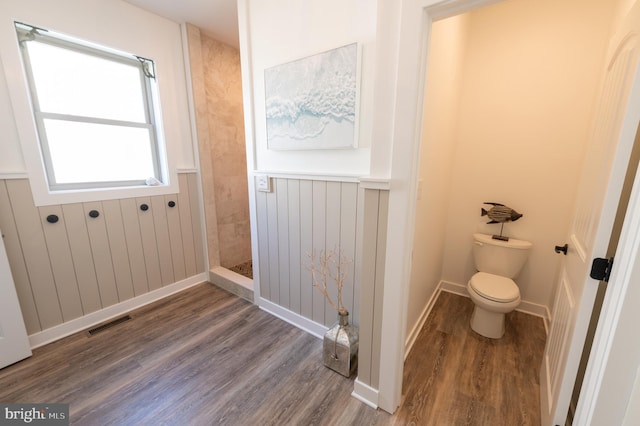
[540,2,640,425]
[0,232,31,369]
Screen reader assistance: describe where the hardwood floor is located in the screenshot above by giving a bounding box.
[0,284,545,425]
[394,291,546,426]
[0,283,387,425]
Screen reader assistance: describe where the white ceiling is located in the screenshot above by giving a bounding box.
[123,0,239,48]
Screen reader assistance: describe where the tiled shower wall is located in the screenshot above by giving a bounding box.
[187,24,251,269]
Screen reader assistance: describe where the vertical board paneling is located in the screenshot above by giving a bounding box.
[119,198,149,297]
[137,197,162,291]
[266,185,280,304]
[177,174,197,277]
[340,183,358,325]
[256,190,270,299]
[311,180,327,324]
[299,180,314,319]
[39,205,84,322]
[325,182,342,326]
[0,175,204,336]
[83,202,119,307]
[102,200,135,301]
[276,179,290,307]
[187,174,205,273]
[0,181,40,334]
[287,180,301,314]
[165,194,187,282]
[352,186,365,327]
[355,189,381,385]
[256,178,369,332]
[151,196,175,286]
[371,190,389,388]
[6,180,63,329]
[62,204,102,313]
[548,274,574,395]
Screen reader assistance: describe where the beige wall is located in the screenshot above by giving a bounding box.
[187,25,251,269]
[437,0,616,308]
[406,14,469,338]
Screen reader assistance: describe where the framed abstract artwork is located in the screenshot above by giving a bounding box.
[264,43,360,150]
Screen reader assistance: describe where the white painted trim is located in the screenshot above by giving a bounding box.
[404,286,442,359]
[178,24,199,172]
[0,168,198,180]
[238,0,262,302]
[440,280,467,295]
[0,173,28,180]
[179,23,210,275]
[359,177,391,190]
[258,297,328,339]
[28,273,208,349]
[440,280,550,332]
[249,170,360,183]
[352,378,379,409]
[176,168,198,174]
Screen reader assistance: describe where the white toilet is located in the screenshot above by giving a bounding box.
[467,233,532,339]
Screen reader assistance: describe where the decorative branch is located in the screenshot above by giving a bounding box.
[305,248,353,316]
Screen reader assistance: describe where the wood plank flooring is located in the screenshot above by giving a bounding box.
[393,291,546,426]
[0,283,387,425]
[0,284,545,425]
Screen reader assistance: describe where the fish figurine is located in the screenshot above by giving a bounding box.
[481,202,522,224]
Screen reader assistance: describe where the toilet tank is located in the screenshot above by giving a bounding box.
[472,233,532,278]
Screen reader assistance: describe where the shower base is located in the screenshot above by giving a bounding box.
[229,260,253,279]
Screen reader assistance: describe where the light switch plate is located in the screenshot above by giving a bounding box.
[256,174,272,192]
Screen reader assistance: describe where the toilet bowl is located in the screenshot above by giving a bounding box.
[468,272,521,338]
[468,233,532,339]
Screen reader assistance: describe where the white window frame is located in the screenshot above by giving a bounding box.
[16,22,165,192]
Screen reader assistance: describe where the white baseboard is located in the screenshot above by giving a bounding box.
[352,378,379,409]
[404,286,442,359]
[257,298,380,409]
[440,280,550,333]
[258,298,328,339]
[28,273,208,349]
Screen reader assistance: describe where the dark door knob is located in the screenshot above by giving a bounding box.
[555,244,568,255]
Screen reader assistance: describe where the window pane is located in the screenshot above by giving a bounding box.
[28,41,147,123]
[43,119,156,184]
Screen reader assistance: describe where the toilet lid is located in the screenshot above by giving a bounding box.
[470,272,520,303]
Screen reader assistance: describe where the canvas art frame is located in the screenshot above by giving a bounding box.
[264,43,361,150]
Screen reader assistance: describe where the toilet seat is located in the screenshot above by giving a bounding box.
[469,272,519,303]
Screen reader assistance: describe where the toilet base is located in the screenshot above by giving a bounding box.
[470,305,506,339]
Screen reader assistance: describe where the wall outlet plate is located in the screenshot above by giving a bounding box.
[256,174,272,192]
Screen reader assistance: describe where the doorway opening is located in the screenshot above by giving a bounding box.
[400,0,620,420]
[184,24,253,300]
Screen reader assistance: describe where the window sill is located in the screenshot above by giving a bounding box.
[27,173,180,207]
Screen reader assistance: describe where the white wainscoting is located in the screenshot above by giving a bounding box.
[255,177,360,328]
[0,173,206,337]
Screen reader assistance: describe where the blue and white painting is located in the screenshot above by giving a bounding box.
[264,43,358,150]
